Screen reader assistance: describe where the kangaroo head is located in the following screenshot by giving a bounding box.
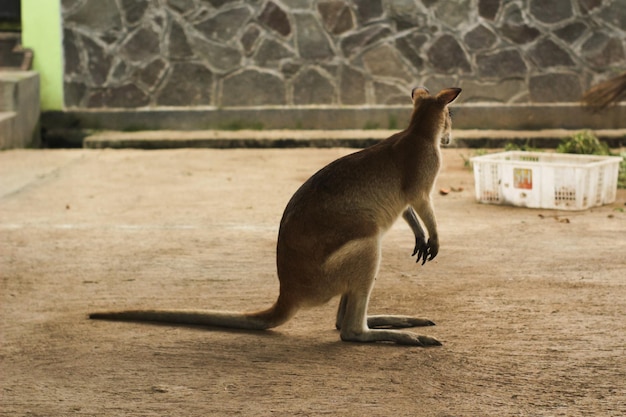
[410,87,462,146]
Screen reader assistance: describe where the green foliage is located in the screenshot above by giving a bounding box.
[363,121,380,130]
[387,115,398,130]
[556,130,611,156]
[556,130,624,189]
[504,141,540,152]
[460,149,487,169]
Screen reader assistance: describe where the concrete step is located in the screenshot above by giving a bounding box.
[0,32,33,70]
[0,71,40,149]
[81,128,626,149]
[0,111,16,146]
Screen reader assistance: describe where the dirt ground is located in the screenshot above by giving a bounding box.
[1,147,625,416]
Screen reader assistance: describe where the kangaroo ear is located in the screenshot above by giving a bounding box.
[411,86,430,101]
[436,88,462,104]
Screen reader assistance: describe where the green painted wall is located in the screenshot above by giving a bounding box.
[21,0,64,110]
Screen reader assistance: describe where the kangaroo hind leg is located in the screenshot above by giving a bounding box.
[367,314,436,329]
[338,292,441,346]
[336,295,435,329]
[328,237,440,346]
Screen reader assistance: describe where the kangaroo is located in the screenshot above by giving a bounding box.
[90,87,461,346]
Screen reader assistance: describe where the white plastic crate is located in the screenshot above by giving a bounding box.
[471,151,623,210]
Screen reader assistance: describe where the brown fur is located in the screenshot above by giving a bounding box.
[581,71,626,111]
[90,87,462,346]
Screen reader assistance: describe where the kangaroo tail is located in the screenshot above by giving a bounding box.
[89,297,296,331]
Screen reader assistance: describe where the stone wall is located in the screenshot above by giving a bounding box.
[61,0,625,109]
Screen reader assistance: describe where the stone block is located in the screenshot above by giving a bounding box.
[194,6,252,42]
[166,0,195,14]
[529,73,582,103]
[464,24,497,51]
[554,22,588,43]
[340,25,391,58]
[478,0,500,20]
[221,69,286,106]
[88,84,150,108]
[64,81,87,107]
[339,65,366,105]
[373,81,405,105]
[63,29,81,76]
[64,0,122,31]
[82,36,112,86]
[120,0,149,25]
[529,0,572,24]
[258,1,291,37]
[477,49,527,79]
[598,1,626,30]
[362,44,412,82]
[0,71,40,149]
[395,32,427,67]
[498,22,540,44]
[582,34,625,68]
[579,0,602,14]
[121,26,161,63]
[427,35,471,73]
[254,39,293,67]
[318,1,354,34]
[241,24,261,56]
[205,0,235,8]
[294,12,334,60]
[190,36,241,73]
[156,63,212,106]
[434,0,471,28]
[293,68,335,105]
[386,0,423,30]
[139,59,168,90]
[529,39,575,68]
[168,20,194,59]
[459,78,526,103]
[353,0,383,23]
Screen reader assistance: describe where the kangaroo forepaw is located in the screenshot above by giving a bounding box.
[412,239,429,265]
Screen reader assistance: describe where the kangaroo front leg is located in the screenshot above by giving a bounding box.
[402,207,430,265]
[411,195,439,262]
